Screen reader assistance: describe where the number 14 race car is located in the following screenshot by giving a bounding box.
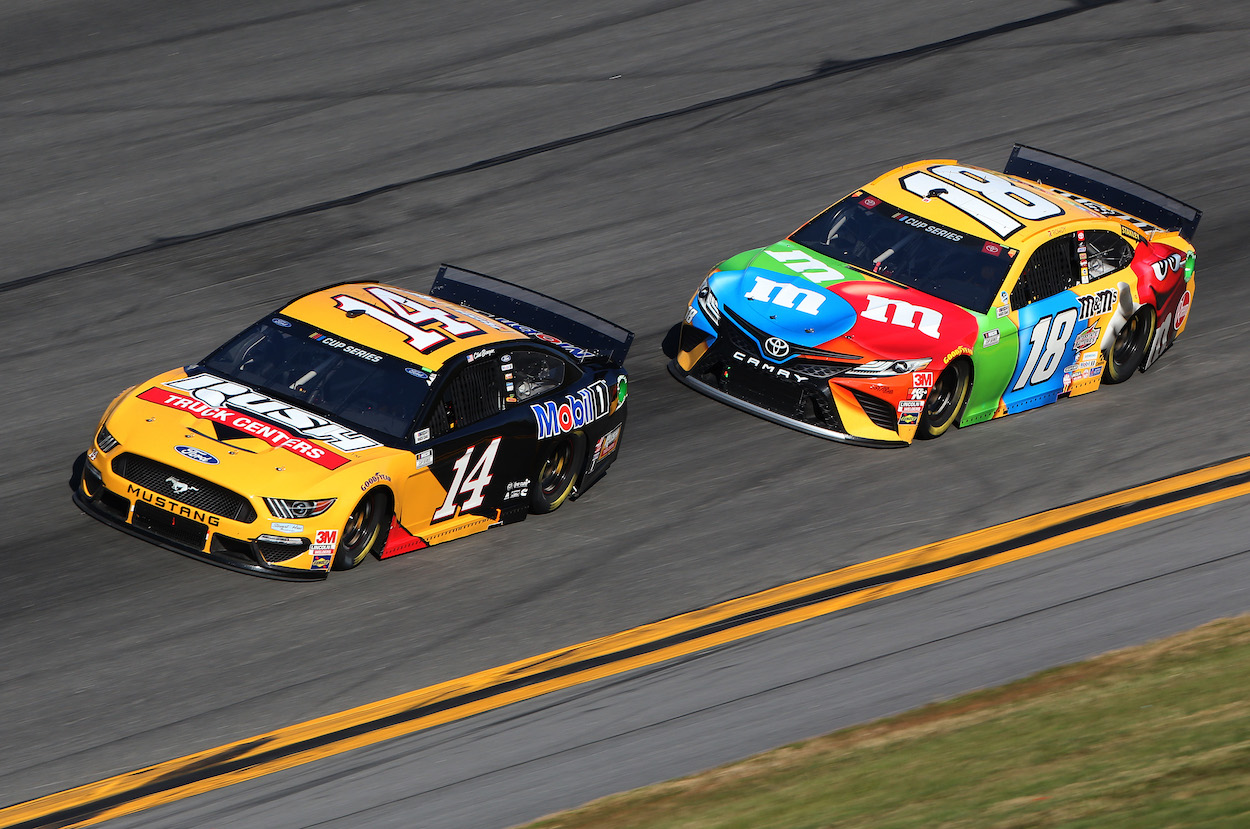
[670,145,1199,446]
[73,266,632,579]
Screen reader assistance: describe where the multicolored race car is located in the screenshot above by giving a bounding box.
[72,266,632,579]
[669,145,1199,446]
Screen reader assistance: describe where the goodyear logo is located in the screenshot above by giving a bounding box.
[531,380,611,440]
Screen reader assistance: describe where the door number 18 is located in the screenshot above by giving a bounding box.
[1013,309,1078,391]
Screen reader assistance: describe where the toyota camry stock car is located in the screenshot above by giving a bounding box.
[669,145,1199,446]
[72,266,632,580]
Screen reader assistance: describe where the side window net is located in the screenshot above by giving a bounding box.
[429,360,503,438]
[427,397,451,438]
[1011,235,1079,309]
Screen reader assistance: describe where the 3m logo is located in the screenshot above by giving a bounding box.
[744,274,827,315]
[315,529,338,546]
[860,296,943,339]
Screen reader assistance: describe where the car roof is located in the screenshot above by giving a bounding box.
[860,158,1125,247]
[279,282,523,370]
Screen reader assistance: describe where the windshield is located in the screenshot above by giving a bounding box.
[201,316,433,440]
[789,194,1015,314]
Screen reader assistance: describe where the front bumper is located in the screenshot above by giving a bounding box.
[668,361,907,448]
[73,454,329,581]
[668,319,911,448]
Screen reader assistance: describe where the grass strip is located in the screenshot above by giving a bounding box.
[524,614,1250,829]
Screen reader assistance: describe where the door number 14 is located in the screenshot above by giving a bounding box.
[432,437,502,521]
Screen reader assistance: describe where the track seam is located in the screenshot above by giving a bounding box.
[0,1,1125,296]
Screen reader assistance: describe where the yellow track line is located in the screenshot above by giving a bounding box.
[7,454,1250,828]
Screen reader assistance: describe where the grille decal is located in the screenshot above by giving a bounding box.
[113,454,256,522]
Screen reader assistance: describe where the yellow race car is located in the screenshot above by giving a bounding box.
[72,266,632,580]
[669,145,1199,445]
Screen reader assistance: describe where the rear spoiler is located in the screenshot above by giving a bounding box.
[1004,144,1201,242]
[431,264,633,365]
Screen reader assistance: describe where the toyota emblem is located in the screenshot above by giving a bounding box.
[763,337,790,359]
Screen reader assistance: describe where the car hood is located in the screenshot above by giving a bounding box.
[104,369,390,495]
[709,244,979,359]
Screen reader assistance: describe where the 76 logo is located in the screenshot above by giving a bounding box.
[432,437,502,521]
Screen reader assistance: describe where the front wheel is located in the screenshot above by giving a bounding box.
[917,360,971,440]
[530,434,586,514]
[1103,307,1155,384]
[332,489,390,570]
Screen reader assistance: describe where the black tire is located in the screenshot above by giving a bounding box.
[916,360,971,440]
[1103,307,1155,384]
[332,489,390,570]
[530,434,586,514]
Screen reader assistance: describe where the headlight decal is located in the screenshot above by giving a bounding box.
[264,498,336,519]
[96,424,120,452]
[843,358,931,378]
[697,282,720,327]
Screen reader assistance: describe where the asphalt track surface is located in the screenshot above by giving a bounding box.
[2,0,1249,825]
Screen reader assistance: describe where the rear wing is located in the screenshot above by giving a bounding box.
[431,264,633,365]
[1004,144,1201,242]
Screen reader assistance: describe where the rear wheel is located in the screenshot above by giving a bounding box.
[332,489,390,570]
[1103,307,1154,384]
[917,360,971,440]
[530,434,586,514]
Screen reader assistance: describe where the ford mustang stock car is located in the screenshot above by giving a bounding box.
[669,145,1199,446]
[72,266,632,580]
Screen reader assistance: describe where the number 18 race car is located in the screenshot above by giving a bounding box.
[669,145,1199,446]
[72,266,632,580]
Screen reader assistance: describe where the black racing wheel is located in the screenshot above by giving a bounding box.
[529,434,586,514]
[917,360,971,440]
[1103,307,1155,384]
[332,488,391,570]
